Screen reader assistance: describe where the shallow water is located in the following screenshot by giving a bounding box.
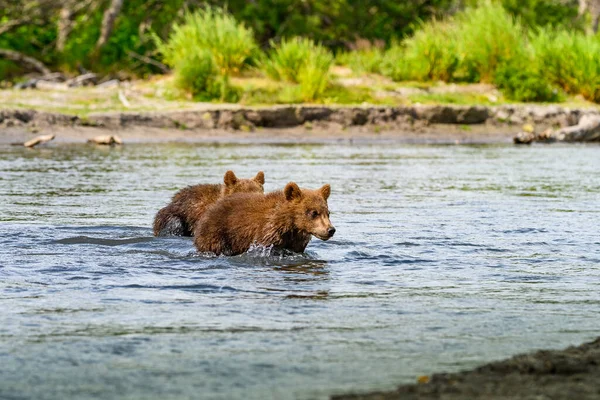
[1,142,599,400]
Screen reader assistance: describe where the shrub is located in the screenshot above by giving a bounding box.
[297,51,334,101]
[158,7,257,76]
[262,38,333,101]
[400,19,460,82]
[455,1,526,82]
[337,48,385,75]
[173,50,226,101]
[532,29,600,103]
[494,56,562,102]
[380,44,412,81]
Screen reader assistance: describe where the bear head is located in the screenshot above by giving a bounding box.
[222,170,265,196]
[284,182,336,241]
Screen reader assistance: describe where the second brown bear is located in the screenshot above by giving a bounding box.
[153,170,264,237]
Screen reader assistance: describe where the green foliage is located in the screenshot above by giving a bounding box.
[157,8,257,76]
[173,50,230,101]
[531,29,600,102]
[204,0,458,48]
[381,2,525,83]
[297,49,334,101]
[262,38,333,101]
[501,0,582,31]
[399,20,460,82]
[262,38,315,83]
[336,49,385,75]
[455,1,526,82]
[380,45,412,82]
[494,56,562,102]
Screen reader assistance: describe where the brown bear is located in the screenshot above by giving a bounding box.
[194,182,335,255]
[153,170,264,237]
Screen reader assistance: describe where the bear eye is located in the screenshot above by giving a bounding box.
[310,210,319,218]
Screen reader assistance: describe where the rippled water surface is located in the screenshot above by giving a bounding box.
[1,142,599,400]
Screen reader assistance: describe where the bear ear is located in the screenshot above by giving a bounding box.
[224,170,238,186]
[254,171,265,185]
[320,184,331,200]
[284,182,302,201]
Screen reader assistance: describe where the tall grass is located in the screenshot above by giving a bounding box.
[156,7,256,100]
[380,2,524,84]
[158,8,257,76]
[399,20,460,82]
[532,29,600,102]
[455,1,525,82]
[494,54,562,102]
[173,50,238,101]
[336,48,385,75]
[262,38,333,101]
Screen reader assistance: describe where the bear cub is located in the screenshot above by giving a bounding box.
[194,182,335,255]
[153,170,264,237]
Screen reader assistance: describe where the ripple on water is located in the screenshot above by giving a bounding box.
[0,143,599,400]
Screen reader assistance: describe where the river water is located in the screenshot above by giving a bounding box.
[1,142,599,400]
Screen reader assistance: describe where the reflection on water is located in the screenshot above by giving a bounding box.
[0,142,599,400]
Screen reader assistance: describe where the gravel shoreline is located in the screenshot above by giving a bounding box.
[333,337,600,400]
[2,104,600,144]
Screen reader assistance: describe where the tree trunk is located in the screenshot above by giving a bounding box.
[96,0,124,50]
[579,0,600,33]
[0,49,51,75]
[57,6,74,52]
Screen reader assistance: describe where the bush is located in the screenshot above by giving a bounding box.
[532,29,600,103]
[501,0,582,31]
[262,38,333,101]
[400,19,460,82]
[173,50,236,101]
[158,7,257,76]
[297,50,334,101]
[337,49,385,75]
[455,1,526,82]
[380,44,412,81]
[381,2,525,83]
[494,56,562,102]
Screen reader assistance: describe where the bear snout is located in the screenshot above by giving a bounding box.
[327,227,336,238]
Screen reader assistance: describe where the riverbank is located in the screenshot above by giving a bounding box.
[333,337,600,400]
[2,103,600,145]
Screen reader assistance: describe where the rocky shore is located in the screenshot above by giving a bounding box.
[1,104,600,144]
[333,337,600,400]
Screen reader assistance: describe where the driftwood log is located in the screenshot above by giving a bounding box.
[88,135,123,145]
[24,134,55,148]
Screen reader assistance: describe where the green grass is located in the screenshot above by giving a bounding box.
[380,2,525,84]
[261,37,333,102]
[532,28,600,102]
[395,20,460,82]
[455,1,526,83]
[405,92,496,105]
[157,7,257,76]
[336,49,385,75]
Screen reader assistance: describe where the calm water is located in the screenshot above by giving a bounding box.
[1,142,599,400]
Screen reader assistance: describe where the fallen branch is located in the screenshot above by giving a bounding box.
[88,135,123,145]
[24,134,55,148]
[66,72,98,87]
[126,50,170,73]
[0,48,51,75]
[118,90,131,108]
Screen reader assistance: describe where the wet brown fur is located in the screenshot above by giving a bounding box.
[153,171,264,237]
[194,182,335,255]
